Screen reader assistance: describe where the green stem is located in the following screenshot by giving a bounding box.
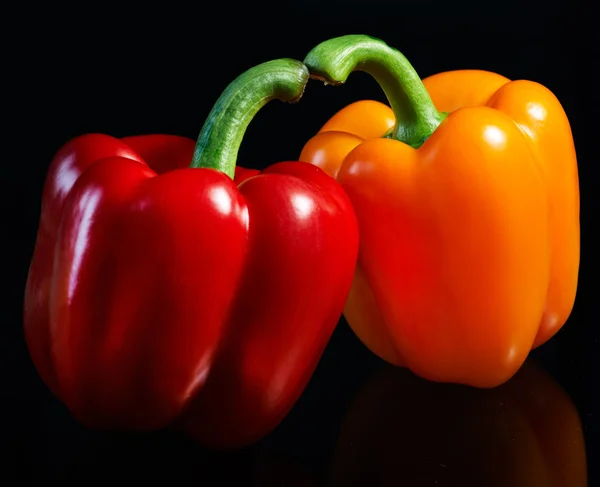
[304,35,446,148]
[190,59,309,178]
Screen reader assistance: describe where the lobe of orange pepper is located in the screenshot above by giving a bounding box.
[299,35,579,387]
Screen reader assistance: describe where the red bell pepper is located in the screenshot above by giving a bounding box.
[23,58,359,448]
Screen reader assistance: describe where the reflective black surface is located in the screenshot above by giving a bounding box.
[4,0,596,485]
[1,320,594,485]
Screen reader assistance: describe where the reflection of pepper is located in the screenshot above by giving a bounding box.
[300,35,579,387]
[330,361,587,486]
[24,58,359,448]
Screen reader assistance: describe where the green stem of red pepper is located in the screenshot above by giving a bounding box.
[304,35,447,148]
[190,59,309,179]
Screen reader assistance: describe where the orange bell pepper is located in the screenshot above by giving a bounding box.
[329,360,588,486]
[299,35,580,387]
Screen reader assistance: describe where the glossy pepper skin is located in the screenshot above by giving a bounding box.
[24,59,359,448]
[299,35,579,387]
[330,361,587,486]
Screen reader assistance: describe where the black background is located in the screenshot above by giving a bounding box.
[3,0,597,484]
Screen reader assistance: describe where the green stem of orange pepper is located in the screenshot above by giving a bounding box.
[304,35,447,148]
